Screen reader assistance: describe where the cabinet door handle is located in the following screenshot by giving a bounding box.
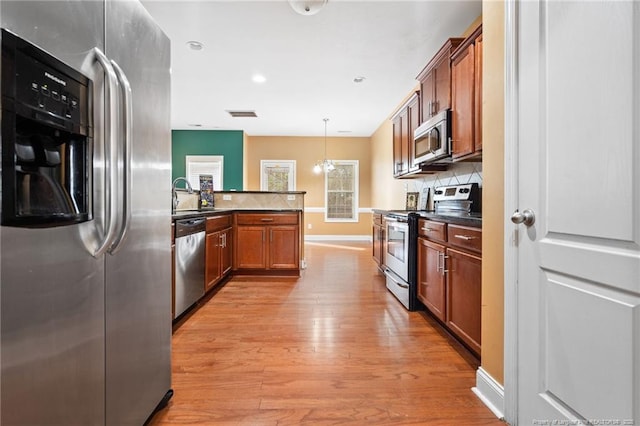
[260,218,274,222]
[438,252,449,275]
[219,234,224,247]
[421,227,434,232]
[270,229,273,243]
[454,234,475,241]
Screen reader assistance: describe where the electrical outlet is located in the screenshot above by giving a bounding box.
[287,195,296,201]
[223,194,232,201]
[307,224,312,229]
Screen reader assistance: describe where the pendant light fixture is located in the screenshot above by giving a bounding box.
[313,118,335,174]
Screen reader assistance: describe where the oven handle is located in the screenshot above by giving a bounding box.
[385,216,408,225]
[383,268,409,289]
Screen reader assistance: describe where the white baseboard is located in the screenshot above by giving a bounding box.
[304,235,372,242]
[472,367,505,421]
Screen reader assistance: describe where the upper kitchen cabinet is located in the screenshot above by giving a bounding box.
[391,92,419,177]
[451,24,483,161]
[417,38,464,123]
[392,92,446,179]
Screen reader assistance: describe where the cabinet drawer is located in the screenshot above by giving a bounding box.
[235,212,299,226]
[418,219,447,242]
[206,214,232,233]
[447,224,481,253]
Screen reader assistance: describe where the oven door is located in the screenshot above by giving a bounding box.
[384,217,409,283]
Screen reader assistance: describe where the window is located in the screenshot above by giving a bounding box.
[185,155,223,190]
[325,160,358,222]
[260,160,296,191]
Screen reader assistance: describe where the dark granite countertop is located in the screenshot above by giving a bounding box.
[373,209,482,228]
[172,208,303,221]
[215,190,307,194]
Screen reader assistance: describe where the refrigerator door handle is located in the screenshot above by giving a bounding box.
[108,59,133,254]
[93,47,121,258]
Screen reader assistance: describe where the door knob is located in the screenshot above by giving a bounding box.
[511,209,535,227]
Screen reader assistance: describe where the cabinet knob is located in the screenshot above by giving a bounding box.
[510,209,535,227]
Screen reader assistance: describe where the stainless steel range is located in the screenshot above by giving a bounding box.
[383,211,418,310]
[432,183,481,216]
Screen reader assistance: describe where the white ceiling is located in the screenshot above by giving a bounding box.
[141,0,482,137]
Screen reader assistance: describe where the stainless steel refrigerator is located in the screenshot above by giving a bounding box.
[0,1,172,424]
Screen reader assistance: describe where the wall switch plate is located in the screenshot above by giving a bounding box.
[287,195,296,201]
[223,194,232,201]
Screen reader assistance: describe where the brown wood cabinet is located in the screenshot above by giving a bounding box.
[391,92,420,177]
[446,247,481,355]
[372,213,384,267]
[205,214,233,292]
[234,212,300,274]
[416,218,482,357]
[451,25,482,161]
[417,237,446,322]
[417,38,463,124]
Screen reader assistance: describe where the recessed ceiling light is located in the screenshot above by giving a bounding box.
[353,76,366,83]
[186,40,204,51]
[288,0,328,16]
[188,123,202,127]
[338,130,352,134]
[252,74,267,84]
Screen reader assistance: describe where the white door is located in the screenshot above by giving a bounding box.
[508,1,640,424]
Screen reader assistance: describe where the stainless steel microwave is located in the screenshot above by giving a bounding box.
[413,109,451,166]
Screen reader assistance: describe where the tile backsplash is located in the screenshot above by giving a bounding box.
[213,192,304,210]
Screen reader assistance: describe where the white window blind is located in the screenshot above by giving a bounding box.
[325,160,358,222]
[260,160,296,191]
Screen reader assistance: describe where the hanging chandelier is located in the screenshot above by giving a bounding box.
[313,118,335,174]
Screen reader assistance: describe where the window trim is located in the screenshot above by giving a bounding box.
[185,155,224,190]
[324,160,359,223]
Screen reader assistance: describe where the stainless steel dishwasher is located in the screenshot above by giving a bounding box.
[174,218,206,319]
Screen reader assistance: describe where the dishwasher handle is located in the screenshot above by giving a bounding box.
[175,218,206,237]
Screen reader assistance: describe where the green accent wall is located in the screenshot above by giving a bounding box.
[172,130,243,190]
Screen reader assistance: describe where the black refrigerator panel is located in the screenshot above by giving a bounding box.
[1,29,92,227]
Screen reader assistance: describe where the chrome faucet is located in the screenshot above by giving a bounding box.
[172,177,193,210]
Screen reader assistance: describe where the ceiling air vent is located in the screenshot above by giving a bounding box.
[226,110,257,118]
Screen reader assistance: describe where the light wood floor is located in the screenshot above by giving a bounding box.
[149,241,504,425]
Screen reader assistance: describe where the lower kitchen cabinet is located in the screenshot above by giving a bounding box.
[446,248,481,355]
[235,226,266,269]
[416,218,482,357]
[417,238,446,322]
[234,212,300,274]
[372,213,384,268]
[205,215,233,292]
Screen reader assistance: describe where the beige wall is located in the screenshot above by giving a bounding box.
[370,120,409,210]
[245,135,372,237]
[481,1,505,385]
